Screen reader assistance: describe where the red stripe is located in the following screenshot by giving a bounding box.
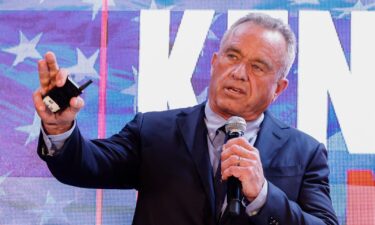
[95,189,104,225]
[347,170,375,186]
[347,170,375,225]
[96,0,109,225]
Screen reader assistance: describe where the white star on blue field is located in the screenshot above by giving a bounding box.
[15,112,41,146]
[67,48,100,82]
[31,191,73,225]
[333,0,375,18]
[81,0,116,20]
[2,31,42,66]
[121,66,139,112]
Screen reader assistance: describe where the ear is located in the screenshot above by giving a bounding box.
[211,52,218,67]
[273,78,289,101]
[210,52,219,76]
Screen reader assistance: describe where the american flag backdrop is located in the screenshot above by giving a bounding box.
[1,0,375,224]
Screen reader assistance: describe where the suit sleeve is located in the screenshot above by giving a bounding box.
[249,143,339,225]
[37,113,144,190]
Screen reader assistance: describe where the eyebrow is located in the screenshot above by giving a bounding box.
[224,46,242,56]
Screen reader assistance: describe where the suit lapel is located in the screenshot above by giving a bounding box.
[176,103,216,217]
[254,111,290,168]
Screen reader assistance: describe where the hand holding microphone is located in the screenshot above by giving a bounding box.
[221,116,265,216]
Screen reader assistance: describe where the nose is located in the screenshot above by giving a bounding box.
[230,63,248,81]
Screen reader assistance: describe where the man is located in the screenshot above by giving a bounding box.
[33,13,338,225]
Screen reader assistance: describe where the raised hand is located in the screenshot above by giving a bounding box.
[33,51,84,135]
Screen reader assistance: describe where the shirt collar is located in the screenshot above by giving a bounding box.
[204,101,264,140]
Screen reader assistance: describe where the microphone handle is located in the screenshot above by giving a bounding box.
[226,131,243,216]
[228,177,241,215]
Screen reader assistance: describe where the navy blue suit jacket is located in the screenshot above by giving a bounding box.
[38,103,338,225]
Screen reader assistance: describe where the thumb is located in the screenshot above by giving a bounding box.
[69,96,85,112]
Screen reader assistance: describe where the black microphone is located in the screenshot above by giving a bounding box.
[224,116,246,216]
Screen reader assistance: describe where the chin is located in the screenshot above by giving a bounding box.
[219,103,244,117]
[218,98,242,110]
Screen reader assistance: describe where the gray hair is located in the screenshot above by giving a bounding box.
[220,13,297,78]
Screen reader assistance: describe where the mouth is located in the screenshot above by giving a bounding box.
[224,86,246,96]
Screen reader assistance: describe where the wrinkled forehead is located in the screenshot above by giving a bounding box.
[221,22,286,50]
[223,23,287,56]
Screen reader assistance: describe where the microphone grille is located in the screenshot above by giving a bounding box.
[225,116,246,133]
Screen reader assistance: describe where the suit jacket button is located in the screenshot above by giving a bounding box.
[268,216,279,225]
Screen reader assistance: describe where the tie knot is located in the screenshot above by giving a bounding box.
[216,125,226,136]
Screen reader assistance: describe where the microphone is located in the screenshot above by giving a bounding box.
[224,116,246,216]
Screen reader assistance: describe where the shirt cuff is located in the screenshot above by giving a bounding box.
[244,180,268,216]
[41,120,76,156]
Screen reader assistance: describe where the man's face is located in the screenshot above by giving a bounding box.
[208,22,289,121]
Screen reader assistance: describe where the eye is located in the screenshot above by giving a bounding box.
[251,64,263,72]
[250,63,267,76]
[226,53,238,61]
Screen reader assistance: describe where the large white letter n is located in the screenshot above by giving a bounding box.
[298,11,375,154]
